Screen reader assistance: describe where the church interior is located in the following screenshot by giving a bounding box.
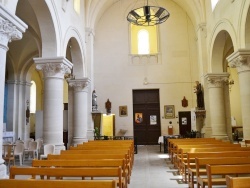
[1,0,250,185]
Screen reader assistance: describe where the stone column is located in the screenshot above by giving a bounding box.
[0,5,27,178]
[34,57,73,153]
[227,49,250,140]
[68,78,90,145]
[205,73,229,140]
[85,28,95,139]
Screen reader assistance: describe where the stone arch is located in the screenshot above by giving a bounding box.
[238,1,250,48]
[209,19,237,72]
[27,0,58,56]
[64,27,85,78]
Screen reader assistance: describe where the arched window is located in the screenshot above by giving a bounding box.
[211,0,219,11]
[74,0,80,14]
[138,30,149,54]
[130,24,158,55]
[30,81,36,113]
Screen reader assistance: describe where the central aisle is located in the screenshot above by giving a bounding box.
[129,145,188,188]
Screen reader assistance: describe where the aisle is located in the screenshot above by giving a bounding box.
[129,145,188,188]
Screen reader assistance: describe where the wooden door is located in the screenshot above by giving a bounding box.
[178,111,191,137]
[133,89,161,145]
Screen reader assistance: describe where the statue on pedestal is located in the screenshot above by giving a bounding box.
[92,90,98,111]
[194,81,204,110]
[105,99,111,115]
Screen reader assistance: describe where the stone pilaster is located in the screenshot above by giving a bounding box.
[34,57,73,153]
[227,49,250,140]
[0,5,27,178]
[68,78,90,145]
[205,73,229,140]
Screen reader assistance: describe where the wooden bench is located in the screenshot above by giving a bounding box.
[32,159,129,185]
[47,153,131,183]
[0,179,117,188]
[170,140,229,162]
[181,151,250,183]
[167,138,218,156]
[63,148,134,167]
[175,144,241,169]
[9,166,124,188]
[226,175,250,188]
[203,164,250,188]
[190,157,250,188]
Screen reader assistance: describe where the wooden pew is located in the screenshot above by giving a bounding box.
[63,148,134,167]
[181,151,250,183]
[191,157,250,188]
[205,164,250,188]
[226,175,250,188]
[0,179,117,188]
[170,141,230,162]
[175,144,241,169]
[167,138,218,156]
[47,153,131,183]
[9,166,124,188]
[32,159,129,185]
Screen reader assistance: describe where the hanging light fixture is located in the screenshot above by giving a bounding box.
[127,0,170,26]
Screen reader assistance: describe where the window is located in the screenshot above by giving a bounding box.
[74,0,80,15]
[138,30,149,54]
[30,81,36,113]
[211,0,219,11]
[130,24,158,55]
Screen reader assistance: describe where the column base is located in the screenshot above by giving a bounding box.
[212,134,229,141]
[72,137,88,146]
[201,126,212,138]
[87,129,95,141]
[0,163,8,179]
[54,144,66,154]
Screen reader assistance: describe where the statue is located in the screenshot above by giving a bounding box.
[105,99,111,114]
[92,90,98,111]
[194,81,204,109]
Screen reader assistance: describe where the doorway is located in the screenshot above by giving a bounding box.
[133,89,161,145]
[178,111,191,137]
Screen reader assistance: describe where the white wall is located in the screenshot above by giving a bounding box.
[94,0,199,136]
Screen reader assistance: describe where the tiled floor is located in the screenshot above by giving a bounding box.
[129,145,188,188]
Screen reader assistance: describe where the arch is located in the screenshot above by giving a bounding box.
[63,27,86,77]
[239,1,250,48]
[27,0,58,56]
[209,19,238,72]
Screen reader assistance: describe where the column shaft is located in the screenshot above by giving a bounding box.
[227,50,250,140]
[205,73,229,140]
[0,7,27,178]
[68,78,90,145]
[34,57,73,153]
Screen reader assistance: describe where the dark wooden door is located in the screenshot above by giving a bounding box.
[133,89,161,145]
[178,111,191,137]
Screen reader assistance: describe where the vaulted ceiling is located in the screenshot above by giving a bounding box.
[85,0,206,29]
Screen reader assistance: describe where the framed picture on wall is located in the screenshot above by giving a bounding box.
[135,113,143,123]
[164,105,175,119]
[119,106,128,117]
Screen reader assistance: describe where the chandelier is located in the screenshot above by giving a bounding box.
[127,0,170,26]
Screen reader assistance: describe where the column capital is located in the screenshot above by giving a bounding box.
[34,57,73,78]
[205,73,229,88]
[227,49,250,73]
[0,5,28,48]
[67,78,90,92]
